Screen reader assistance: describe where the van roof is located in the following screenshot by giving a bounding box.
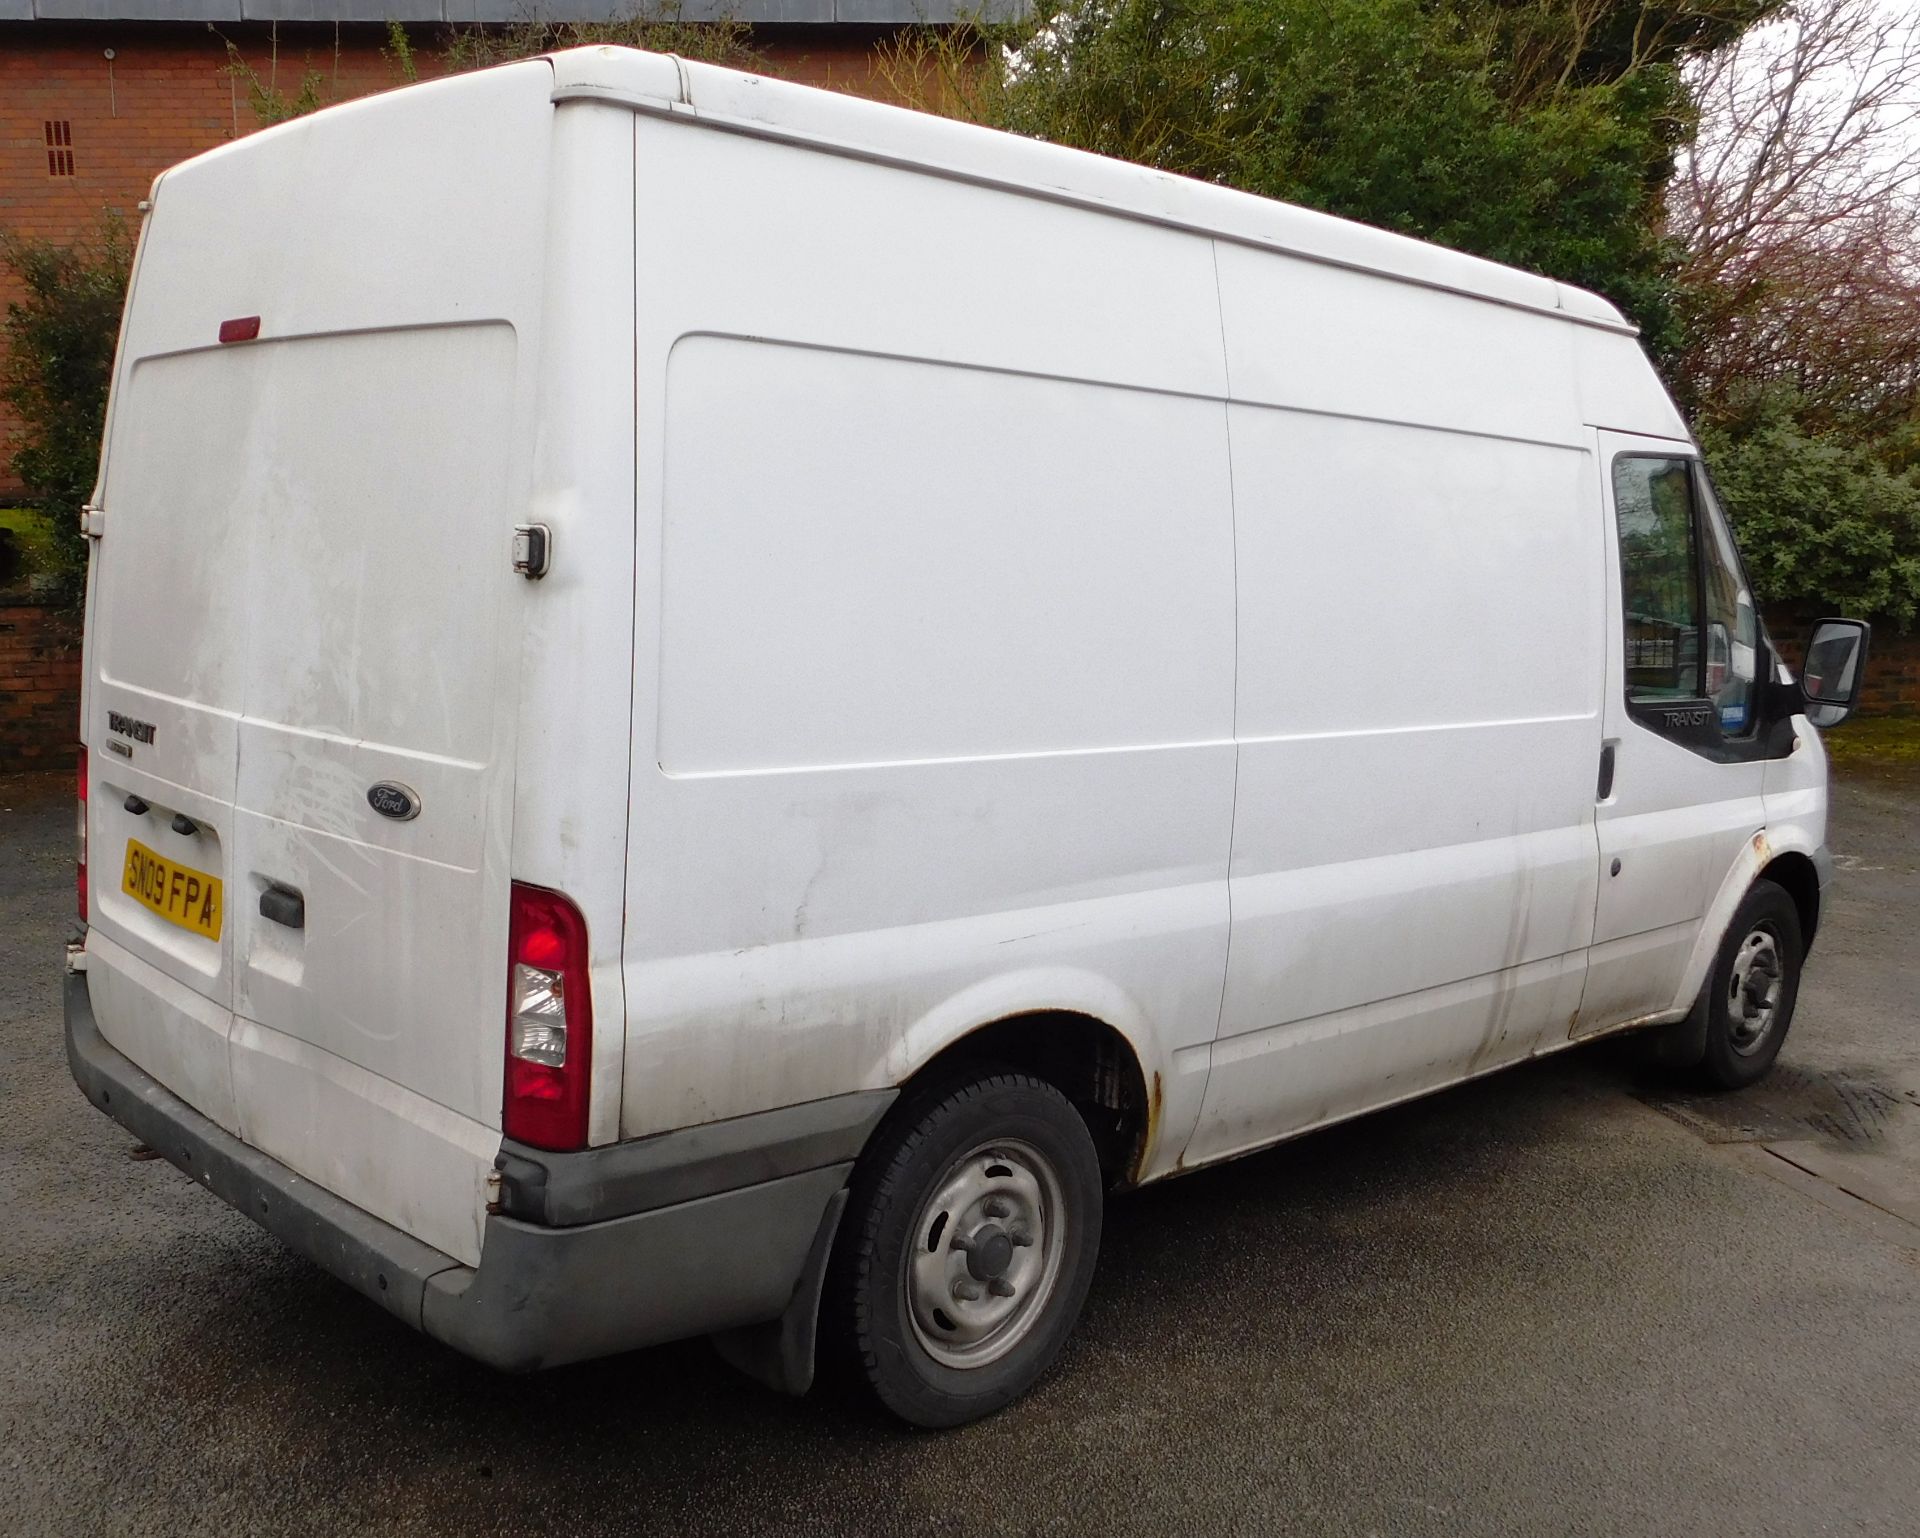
[550,46,1635,337]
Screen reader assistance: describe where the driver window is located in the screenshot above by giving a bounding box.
[1614,456,1700,703]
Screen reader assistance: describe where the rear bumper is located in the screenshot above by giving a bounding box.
[64,968,879,1374]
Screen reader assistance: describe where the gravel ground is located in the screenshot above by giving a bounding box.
[2,767,1915,1537]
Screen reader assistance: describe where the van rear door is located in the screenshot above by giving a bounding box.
[83,63,557,1263]
[84,352,248,1130]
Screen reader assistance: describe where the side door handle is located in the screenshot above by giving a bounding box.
[1597,743,1617,801]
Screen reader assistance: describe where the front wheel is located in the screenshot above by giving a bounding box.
[827,1070,1104,1427]
[1693,878,1804,1091]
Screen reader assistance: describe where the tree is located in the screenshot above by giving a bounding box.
[1664,1,1920,625]
[435,8,759,74]
[1,216,132,608]
[1668,0,1920,431]
[1700,389,1920,626]
[882,0,1774,354]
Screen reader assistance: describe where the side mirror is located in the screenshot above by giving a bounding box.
[1798,617,1870,728]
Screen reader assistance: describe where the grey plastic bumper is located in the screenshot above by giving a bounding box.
[64,968,876,1375]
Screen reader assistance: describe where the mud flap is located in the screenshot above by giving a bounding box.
[1641,985,1711,1069]
[710,1187,849,1397]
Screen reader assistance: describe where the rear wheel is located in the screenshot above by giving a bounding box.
[1692,879,1804,1091]
[828,1070,1103,1428]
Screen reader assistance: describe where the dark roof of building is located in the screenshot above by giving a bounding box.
[0,0,1012,19]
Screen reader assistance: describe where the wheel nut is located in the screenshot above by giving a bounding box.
[983,1197,1012,1219]
[988,1277,1015,1298]
[952,1279,983,1303]
[1008,1224,1033,1247]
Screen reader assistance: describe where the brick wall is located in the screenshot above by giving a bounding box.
[0,20,903,488]
[0,21,896,248]
[0,601,80,772]
[1767,607,1918,718]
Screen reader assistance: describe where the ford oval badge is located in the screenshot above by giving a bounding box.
[367,782,420,821]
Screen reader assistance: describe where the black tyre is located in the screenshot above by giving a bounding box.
[1693,879,1804,1091]
[827,1070,1104,1428]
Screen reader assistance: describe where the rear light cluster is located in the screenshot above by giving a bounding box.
[76,746,88,924]
[503,882,593,1151]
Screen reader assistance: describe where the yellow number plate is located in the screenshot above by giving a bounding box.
[121,838,223,941]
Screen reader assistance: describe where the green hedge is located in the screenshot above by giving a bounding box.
[1,216,131,610]
[1702,398,1920,631]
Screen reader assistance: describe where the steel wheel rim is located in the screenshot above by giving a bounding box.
[904,1137,1068,1370]
[1726,925,1784,1055]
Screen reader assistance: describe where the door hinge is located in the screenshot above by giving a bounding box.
[511,523,550,580]
[79,505,106,539]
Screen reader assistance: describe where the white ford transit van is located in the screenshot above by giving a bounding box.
[65,47,1870,1428]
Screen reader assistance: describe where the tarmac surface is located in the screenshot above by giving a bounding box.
[3,766,1916,1536]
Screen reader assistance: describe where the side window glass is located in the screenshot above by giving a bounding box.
[1614,457,1700,702]
[1696,472,1759,736]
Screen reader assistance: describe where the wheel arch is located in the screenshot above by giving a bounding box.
[1672,828,1804,1013]
[1655,830,1819,1071]
[889,1008,1157,1188]
[1758,850,1820,950]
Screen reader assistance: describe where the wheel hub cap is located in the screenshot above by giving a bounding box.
[905,1139,1068,1370]
[1727,926,1784,1055]
[964,1226,1015,1281]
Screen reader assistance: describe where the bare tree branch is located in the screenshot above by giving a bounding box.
[1672,0,1920,425]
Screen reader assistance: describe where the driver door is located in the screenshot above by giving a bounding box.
[1582,432,1771,1033]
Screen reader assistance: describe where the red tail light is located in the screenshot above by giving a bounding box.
[76,746,89,924]
[503,882,592,1150]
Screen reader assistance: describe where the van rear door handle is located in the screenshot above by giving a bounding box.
[259,886,305,930]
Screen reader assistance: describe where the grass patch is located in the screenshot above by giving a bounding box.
[0,506,59,578]
[1823,714,1920,777]
[1,504,57,548]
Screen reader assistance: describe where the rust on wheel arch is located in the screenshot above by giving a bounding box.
[1130,1069,1165,1184]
